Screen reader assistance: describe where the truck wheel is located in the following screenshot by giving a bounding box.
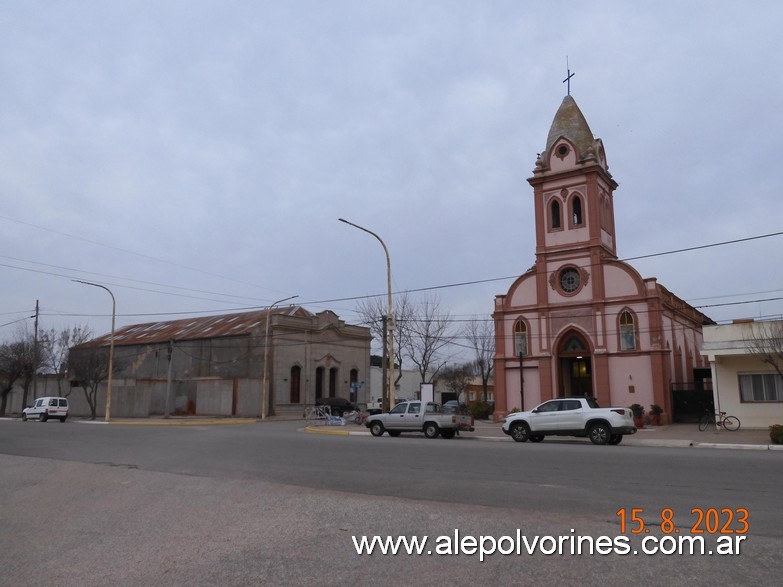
[40,413,48,423]
[424,423,440,439]
[608,434,623,445]
[370,422,385,437]
[22,413,27,422]
[529,435,544,443]
[588,423,610,445]
[60,415,68,423]
[510,422,530,443]
[440,430,456,439]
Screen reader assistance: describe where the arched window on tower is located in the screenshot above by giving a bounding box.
[572,196,583,226]
[551,200,561,229]
[619,310,636,351]
[514,320,528,356]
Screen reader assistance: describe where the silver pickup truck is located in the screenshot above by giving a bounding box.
[365,400,474,439]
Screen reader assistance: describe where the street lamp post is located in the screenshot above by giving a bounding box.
[262,295,298,420]
[338,218,394,409]
[73,280,115,422]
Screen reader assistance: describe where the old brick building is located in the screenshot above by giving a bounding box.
[69,306,371,418]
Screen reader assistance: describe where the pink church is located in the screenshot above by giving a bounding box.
[493,95,714,423]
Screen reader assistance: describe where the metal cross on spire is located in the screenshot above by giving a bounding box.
[563,57,575,95]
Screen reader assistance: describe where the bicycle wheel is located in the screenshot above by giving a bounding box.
[722,416,740,431]
[698,414,713,432]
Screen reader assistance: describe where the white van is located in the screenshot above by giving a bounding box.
[22,397,69,422]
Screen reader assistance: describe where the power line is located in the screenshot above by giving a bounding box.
[621,231,783,261]
[3,226,783,320]
[0,213,289,296]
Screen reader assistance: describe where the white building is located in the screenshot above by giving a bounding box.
[701,320,783,428]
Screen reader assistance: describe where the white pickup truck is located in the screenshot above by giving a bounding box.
[366,397,384,415]
[365,400,474,439]
[501,397,637,445]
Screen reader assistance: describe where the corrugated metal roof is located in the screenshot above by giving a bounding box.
[79,306,310,348]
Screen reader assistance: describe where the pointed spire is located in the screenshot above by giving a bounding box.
[545,95,595,159]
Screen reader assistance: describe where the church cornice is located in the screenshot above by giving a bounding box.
[528,163,617,189]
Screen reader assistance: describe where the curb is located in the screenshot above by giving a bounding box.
[105,419,257,426]
[694,443,783,451]
[303,425,781,451]
[304,425,353,436]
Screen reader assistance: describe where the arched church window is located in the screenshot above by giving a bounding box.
[551,200,561,229]
[572,196,583,225]
[514,320,528,356]
[619,311,636,351]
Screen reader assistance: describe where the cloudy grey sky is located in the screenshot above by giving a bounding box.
[2,1,782,356]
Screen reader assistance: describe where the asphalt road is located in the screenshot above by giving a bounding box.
[1,419,780,586]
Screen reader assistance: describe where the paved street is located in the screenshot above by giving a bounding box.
[1,418,780,586]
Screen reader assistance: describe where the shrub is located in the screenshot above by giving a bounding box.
[469,401,492,420]
[649,404,663,415]
[508,407,521,414]
[630,404,645,419]
[769,424,783,445]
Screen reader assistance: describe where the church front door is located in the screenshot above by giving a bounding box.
[557,332,594,398]
[560,356,593,397]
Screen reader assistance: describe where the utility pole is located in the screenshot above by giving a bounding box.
[261,295,298,420]
[338,218,395,408]
[32,300,39,397]
[381,315,388,412]
[518,352,525,411]
[164,340,174,418]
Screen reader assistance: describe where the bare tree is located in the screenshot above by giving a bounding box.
[0,341,26,416]
[39,324,93,395]
[355,291,414,385]
[0,326,41,414]
[463,318,495,402]
[403,295,452,383]
[67,348,112,420]
[439,362,475,403]
[744,320,783,378]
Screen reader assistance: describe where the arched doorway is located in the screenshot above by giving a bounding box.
[557,331,593,398]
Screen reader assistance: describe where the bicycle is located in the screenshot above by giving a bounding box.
[344,410,367,425]
[698,410,741,432]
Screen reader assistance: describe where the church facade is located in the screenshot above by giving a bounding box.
[492,95,714,422]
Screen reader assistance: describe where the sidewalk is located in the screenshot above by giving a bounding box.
[469,420,780,450]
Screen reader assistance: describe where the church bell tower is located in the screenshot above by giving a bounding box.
[529,95,619,265]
